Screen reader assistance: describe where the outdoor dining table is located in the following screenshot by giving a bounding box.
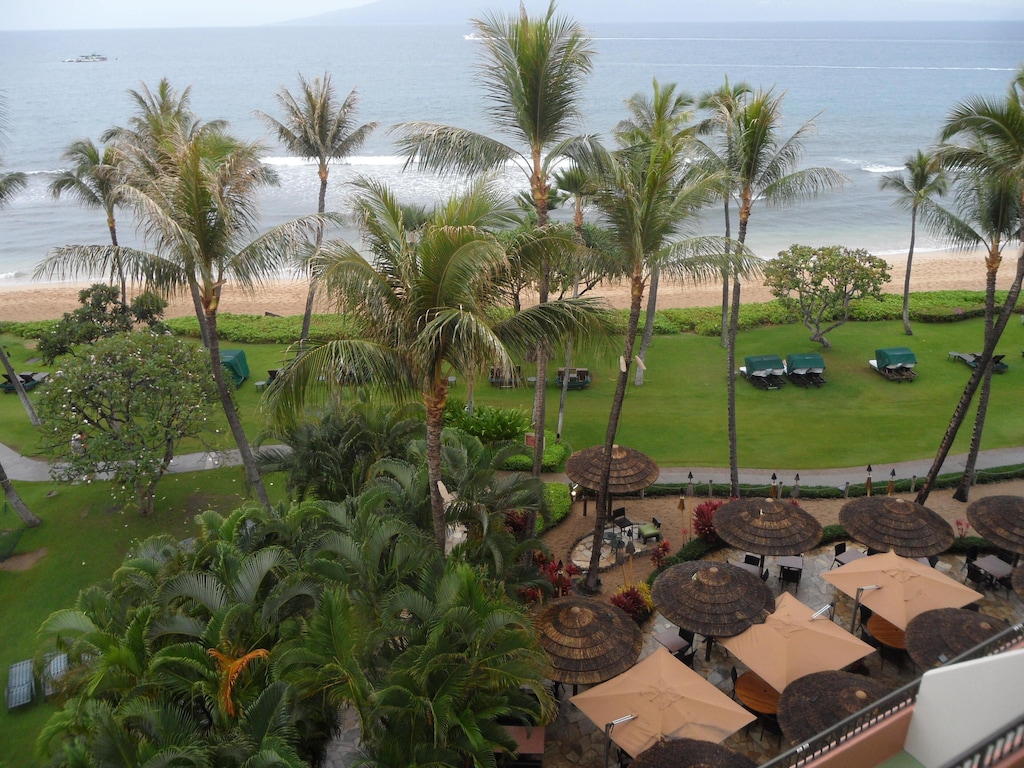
[975,554,1013,582]
[734,671,780,715]
[867,614,906,650]
[729,560,761,576]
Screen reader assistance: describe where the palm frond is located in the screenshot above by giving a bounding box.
[389,122,520,176]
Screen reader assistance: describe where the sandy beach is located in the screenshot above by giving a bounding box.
[0,248,1012,322]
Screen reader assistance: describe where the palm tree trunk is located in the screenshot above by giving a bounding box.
[0,457,41,527]
[902,207,916,336]
[191,283,211,349]
[953,265,999,501]
[634,266,659,386]
[107,213,127,304]
[583,273,644,592]
[916,248,1024,503]
[0,345,41,426]
[720,198,732,348]
[530,346,547,476]
[300,176,329,345]
[727,276,742,496]
[425,394,448,550]
[204,310,271,509]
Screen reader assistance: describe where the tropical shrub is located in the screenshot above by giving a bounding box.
[540,482,572,534]
[445,400,531,444]
[610,582,654,624]
[650,539,671,569]
[692,499,724,544]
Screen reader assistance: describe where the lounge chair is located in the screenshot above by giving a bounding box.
[638,516,662,543]
[785,352,827,388]
[949,351,1008,373]
[1,371,49,393]
[556,367,591,389]
[741,355,786,390]
[871,347,917,382]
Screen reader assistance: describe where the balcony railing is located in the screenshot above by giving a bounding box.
[760,622,1024,768]
[942,710,1024,768]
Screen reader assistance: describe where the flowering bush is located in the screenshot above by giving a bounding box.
[955,518,970,539]
[692,500,725,544]
[543,559,580,597]
[650,540,672,570]
[610,582,654,624]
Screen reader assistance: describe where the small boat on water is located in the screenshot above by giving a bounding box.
[64,53,107,63]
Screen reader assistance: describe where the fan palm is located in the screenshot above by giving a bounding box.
[257,72,378,343]
[709,87,847,496]
[915,67,1024,502]
[36,81,327,510]
[265,176,609,550]
[580,136,758,592]
[49,138,128,301]
[391,1,596,476]
[880,149,948,335]
[0,92,25,206]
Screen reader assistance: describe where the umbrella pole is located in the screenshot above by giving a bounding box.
[604,715,636,768]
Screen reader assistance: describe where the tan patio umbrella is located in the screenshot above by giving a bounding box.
[713,498,823,557]
[838,497,954,558]
[718,593,875,692]
[905,607,1008,670]
[534,596,643,688]
[630,737,757,768]
[777,671,890,744]
[966,495,1024,556]
[822,550,983,629]
[651,562,775,638]
[565,444,660,515]
[570,647,756,757]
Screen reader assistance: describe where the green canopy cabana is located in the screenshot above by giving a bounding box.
[219,349,250,387]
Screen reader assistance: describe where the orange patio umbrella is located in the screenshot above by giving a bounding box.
[570,647,755,758]
[822,550,982,629]
[718,593,875,692]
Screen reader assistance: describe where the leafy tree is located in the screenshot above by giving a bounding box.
[916,66,1024,503]
[36,79,324,509]
[763,244,890,347]
[37,282,167,364]
[257,72,377,344]
[265,177,608,550]
[36,332,218,515]
[880,150,948,335]
[48,138,129,301]
[392,1,597,476]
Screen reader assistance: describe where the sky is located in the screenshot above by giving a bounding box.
[2,0,1023,30]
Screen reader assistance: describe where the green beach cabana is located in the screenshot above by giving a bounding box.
[741,355,786,389]
[785,353,826,387]
[871,347,917,382]
[219,349,250,388]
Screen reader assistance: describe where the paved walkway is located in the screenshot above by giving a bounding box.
[3,441,1022,488]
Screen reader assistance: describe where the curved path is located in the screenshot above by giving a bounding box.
[3,440,1021,488]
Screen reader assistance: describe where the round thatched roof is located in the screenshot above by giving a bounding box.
[713,498,823,556]
[651,562,775,638]
[839,497,954,558]
[967,495,1024,556]
[778,671,890,744]
[565,444,660,494]
[905,607,1008,671]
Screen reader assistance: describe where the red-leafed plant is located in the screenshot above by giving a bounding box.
[504,509,530,535]
[543,559,580,597]
[610,583,654,624]
[650,540,671,569]
[693,499,724,543]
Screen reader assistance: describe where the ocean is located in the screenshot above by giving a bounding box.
[0,20,1021,285]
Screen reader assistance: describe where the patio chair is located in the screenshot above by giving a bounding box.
[962,544,979,572]
[637,516,662,544]
[757,713,784,747]
[831,541,866,569]
[963,562,990,590]
[610,507,633,533]
[778,565,802,594]
[743,552,761,567]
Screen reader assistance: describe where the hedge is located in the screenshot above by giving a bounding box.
[540,481,572,535]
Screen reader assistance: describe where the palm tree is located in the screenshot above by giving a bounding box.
[915,70,1024,503]
[707,87,847,497]
[49,138,128,301]
[880,150,948,335]
[391,0,596,477]
[0,455,41,527]
[0,93,25,206]
[580,134,756,592]
[36,81,325,510]
[615,79,695,386]
[696,77,752,347]
[257,72,378,344]
[265,177,608,550]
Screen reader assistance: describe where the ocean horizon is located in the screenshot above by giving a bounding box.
[1,20,1022,284]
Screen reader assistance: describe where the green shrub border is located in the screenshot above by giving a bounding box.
[540,482,571,535]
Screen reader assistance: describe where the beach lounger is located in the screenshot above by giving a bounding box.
[785,353,826,387]
[6,660,35,711]
[742,355,786,390]
[871,347,917,382]
[949,351,1008,373]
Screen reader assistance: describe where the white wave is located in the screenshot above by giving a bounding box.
[261,155,409,168]
[862,164,904,174]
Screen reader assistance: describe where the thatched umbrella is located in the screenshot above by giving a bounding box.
[839,497,954,558]
[534,596,642,689]
[777,671,890,744]
[966,496,1024,556]
[651,562,775,638]
[565,444,660,516]
[631,737,757,768]
[905,607,1008,670]
[712,498,823,557]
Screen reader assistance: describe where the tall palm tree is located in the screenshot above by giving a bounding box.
[391,1,596,477]
[36,82,324,511]
[49,138,128,301]
[706,87,847,497]
[696,77,752,347]
[0,93,25,206]
[880,149,948,335]
[580,134,756,592]
[257,72,377,344]
[0,456,41,527]
[916,70,1024,502]
[615,79,695,385]
[265,177,608,550]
